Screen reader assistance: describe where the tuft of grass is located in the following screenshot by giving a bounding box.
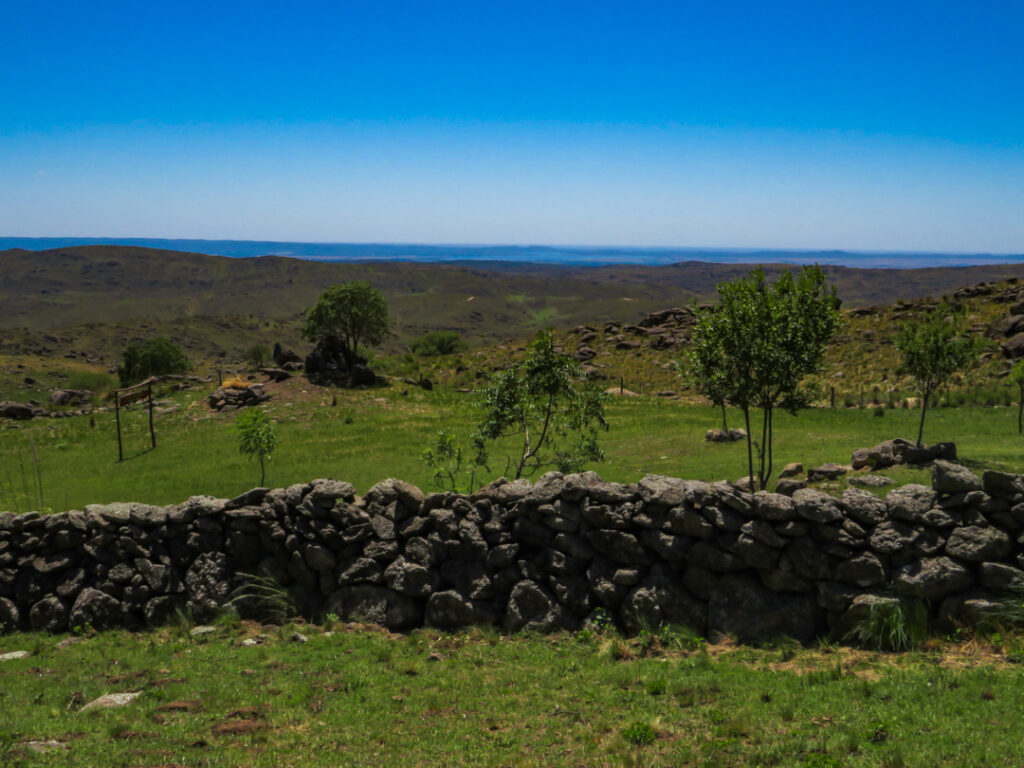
[847,598,928,652]
[621,720,656,746]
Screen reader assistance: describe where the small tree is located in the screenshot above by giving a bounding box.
[301,282,390,364]
[893,302,979,447]
[689,266,841,491]
[246,344,271,368]
[236,408,277,486]
[421,430,489,492]
[478,329,608,479]
[117,337,191,386]
[1012,361,1024,435]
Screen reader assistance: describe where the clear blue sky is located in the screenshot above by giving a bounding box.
[2,1,1023,252]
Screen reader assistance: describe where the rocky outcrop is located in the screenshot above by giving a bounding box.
[2,464,1024,642]
[207,383,270,411]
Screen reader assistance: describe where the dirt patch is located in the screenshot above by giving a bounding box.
[212,720,266,736]
[156,700,203,713]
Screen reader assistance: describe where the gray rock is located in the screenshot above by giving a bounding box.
[945,526,1011,562]
[667,507,714,538]
[425,590,481,629]
[184,552,231,611]
[365,478,424,514]
[983,470,1024,499]
[740,519,787,548]
[324,585,421,630]
[708,573,822,643]
[586,529,648,564]
[471,477,533,504]
[29,596,68,632]
[384,557,433,597]
[870,520,919,554]
[638,475,688,507]
[807,463,848,482]
[731,534,779,570]
[778,462,803,478]
[792,488,843,524]
[504,580,571,633]
[69,588,124,630]
[895,556,972,600]
[774,478,807,496]
[79,691,141,712]
[753,492,795,521]
[848,474,895,488]
[932,461,982,494]
[980,562,1024,592]
[841,488,888,526]
[835,551,887,587]
[886,484,938,522]
[0,597,19,631]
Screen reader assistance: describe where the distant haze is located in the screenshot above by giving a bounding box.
[3,238,1024,270]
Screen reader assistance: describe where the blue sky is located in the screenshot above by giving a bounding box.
[2,1,1023,251]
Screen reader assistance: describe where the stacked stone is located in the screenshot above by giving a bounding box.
[2,461,1024,643]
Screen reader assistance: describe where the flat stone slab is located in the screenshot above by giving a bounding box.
[80,691,141,712]
[25,740,68,754]
[0,650,30,661]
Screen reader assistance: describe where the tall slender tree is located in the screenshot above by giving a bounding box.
[690,266,841,491]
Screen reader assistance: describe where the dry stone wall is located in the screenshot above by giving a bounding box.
[2,460,1024,643]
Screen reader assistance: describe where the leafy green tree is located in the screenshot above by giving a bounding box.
[246,344,271,368]
[301,282,390,362]
[689,266,841,491]
[117,337,191,386]
[411,331,468,356]
[235,408,278,486]
[421,430,489,492]
[893,302,980,447]
[1011,361,1024,435]
[478,329,608,479]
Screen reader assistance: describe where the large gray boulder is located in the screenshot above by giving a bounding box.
[503,580,572,633]
[29,596,68,632]
[185,552,231,612]
[70,588,124,630]
[932,461,982,495]
[708,573,822,643]
[895,557,972,600]
[0,597,20,631]
[425,590,483,629]
[792,488,843,524]
[886,484,937,523]
[945,526,1011,562]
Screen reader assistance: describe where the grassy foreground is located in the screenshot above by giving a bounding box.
[2,376,1024,513]
[1,621,1023,767]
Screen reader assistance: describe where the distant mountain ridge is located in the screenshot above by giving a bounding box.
[3,237,1023,269]
[2,245,1024,340]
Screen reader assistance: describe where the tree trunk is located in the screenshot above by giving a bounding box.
[759,407,770,491]
[916,389,930,448]
[743,407,756,492]
[764,407,774,490]
[259,454,265,486]
[721,403,728,432]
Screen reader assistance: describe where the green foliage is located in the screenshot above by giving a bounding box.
[235,408,278,486]
[621,720,656,746]
[893,302,981,446]
[246,343,271,368]
[846,598,928,651]
[301,281,390,359]
[478,329,609,479]
[421,430,489,493]
[689,266,841,490]
[116,337,191,386]
[411,331,467,356]
[229,571,298,625]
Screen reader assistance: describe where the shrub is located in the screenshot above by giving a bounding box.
[411,331,467,356]
[246,344,271,368]
[117,337,191,386]
[847,598,928,651]
[621,721,656,746]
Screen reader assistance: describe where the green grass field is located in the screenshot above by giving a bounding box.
[2,375,1022,513]
[1,621,1022,767]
